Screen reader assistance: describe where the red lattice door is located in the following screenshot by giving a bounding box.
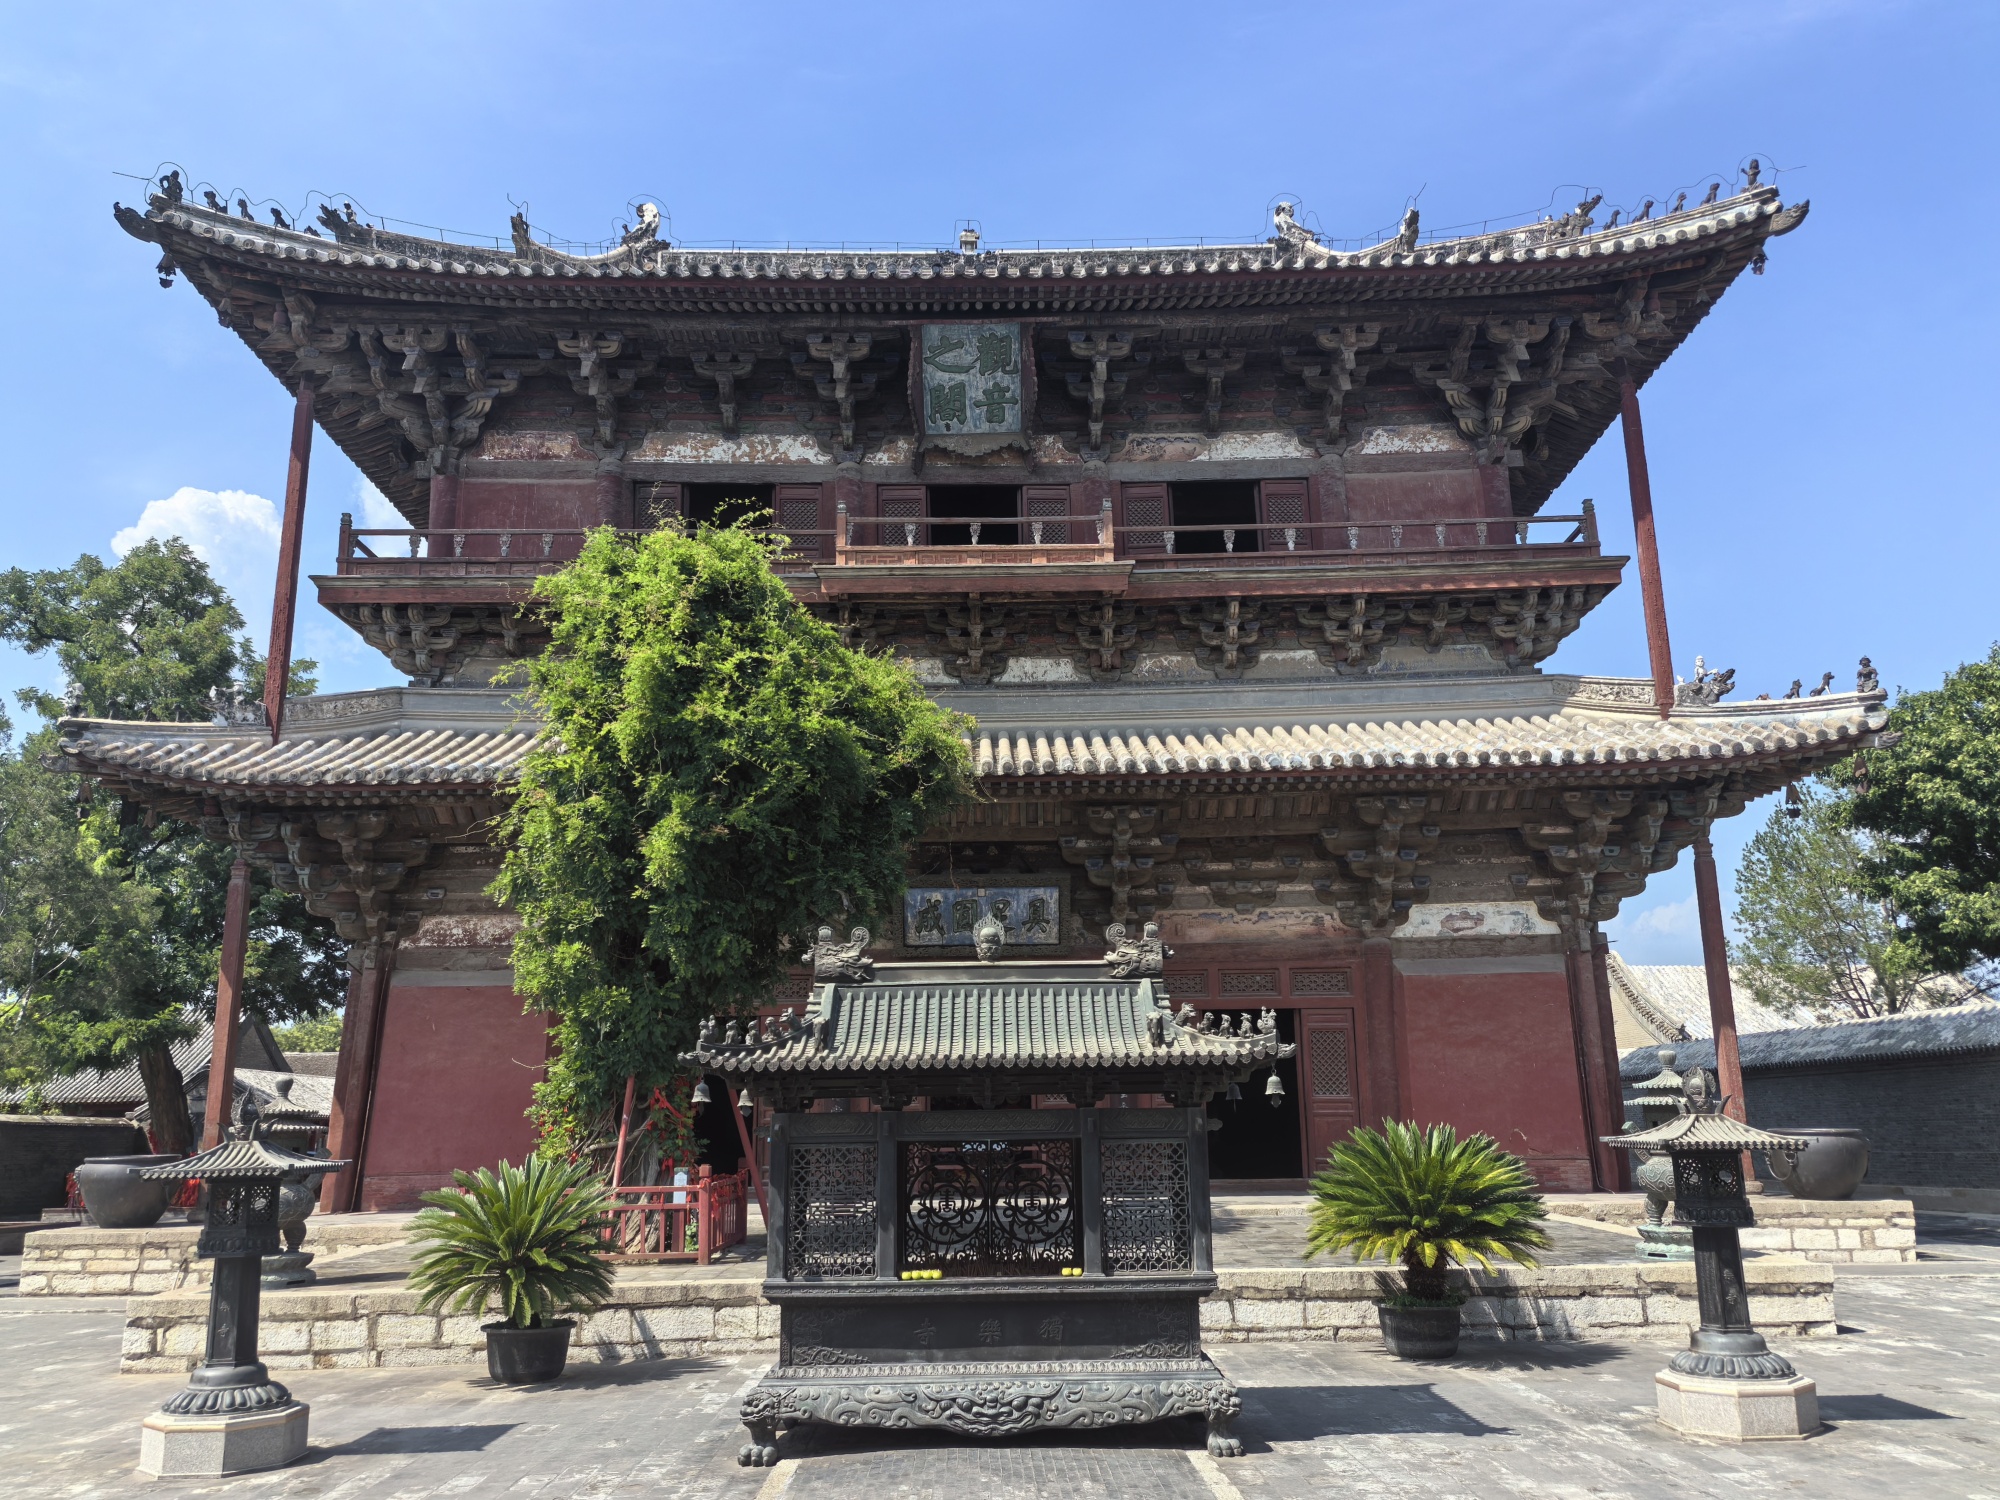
[874,483,926,548]
[774,483,828,560]
[1259,478,1310,553]
[1118,481,1169,556]
[1299,1006,1360,1175]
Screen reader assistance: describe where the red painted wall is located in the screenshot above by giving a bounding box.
[1342,466,1511,522]
[1397,963,1594,1192]
[358,981,549,1210]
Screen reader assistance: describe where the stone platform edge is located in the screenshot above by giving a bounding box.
[1547,1193,1916,1263]
[19,1215,416,1298]
[119,1260,1835,1374]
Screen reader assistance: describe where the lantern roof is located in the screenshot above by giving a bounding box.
[684,928,1292,1106]
[142,1133,346,1181]
[1605,1111,1810,1155]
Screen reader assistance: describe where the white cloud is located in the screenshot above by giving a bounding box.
[1607,893,1704,966]
[111,487,281,625]
[1623,895,1697,939]
[355,479,407,531]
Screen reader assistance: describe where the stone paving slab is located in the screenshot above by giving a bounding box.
[7,1273,1999,1498]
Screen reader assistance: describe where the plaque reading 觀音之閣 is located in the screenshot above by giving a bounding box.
[904,886,1059,947]
[921,324,1023,436]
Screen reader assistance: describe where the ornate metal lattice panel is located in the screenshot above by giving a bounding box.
[900,1139,1078,1276]
[1307,1028,1352,1099]
[1672,1150,1753,1228]
[788,1144,878,1278]
[1217,971,1278,997]
[1291,969,1352,996]
[1100,1139,1192,1272]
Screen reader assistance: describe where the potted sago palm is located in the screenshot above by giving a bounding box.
[1306,1120,1551,1360]
[408,1156,616,1384]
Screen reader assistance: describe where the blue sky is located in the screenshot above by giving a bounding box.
[2,0,1993,963]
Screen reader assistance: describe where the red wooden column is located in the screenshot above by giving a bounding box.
[264,380,316,743]
[320,941,396,1212]
[1563,922,1623,1190]
[1359,937,1401,1126]
[1617,372,1676,720]
[1691,830,1747,1122]
[201,859,254,1150]
[1591,928,1630,1189]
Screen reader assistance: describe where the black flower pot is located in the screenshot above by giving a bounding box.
[483,1320,574,1384]
[75,1154,180,1229]
[1378,1303,1461,1360]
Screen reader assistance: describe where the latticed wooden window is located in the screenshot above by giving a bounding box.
[1307,1028,1352,1099]
[1218,971,1278,997]
[787,1144,877,1278]
[1291,969,1352,997]
[1100,1139,1191,1272]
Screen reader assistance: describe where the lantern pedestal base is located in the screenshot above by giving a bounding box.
[138,1401,310,1477]
[1634,1224,1693,1260]
[1654,1370,1819,1441]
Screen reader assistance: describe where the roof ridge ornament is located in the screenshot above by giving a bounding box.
[811,924,874,982]
[1104,920,1170,979]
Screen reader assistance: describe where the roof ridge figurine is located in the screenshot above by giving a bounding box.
[1104,920,1169,979]
[810,924,873,982]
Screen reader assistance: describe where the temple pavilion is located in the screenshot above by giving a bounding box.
[64,166,1884,1208]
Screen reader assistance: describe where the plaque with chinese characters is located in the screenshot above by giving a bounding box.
[904,885,1060,947]
[920,324,1023,436]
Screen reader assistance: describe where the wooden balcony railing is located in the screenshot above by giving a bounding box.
[334,500,1598,580]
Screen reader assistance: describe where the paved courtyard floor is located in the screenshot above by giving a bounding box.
[4,1265,1998,1500]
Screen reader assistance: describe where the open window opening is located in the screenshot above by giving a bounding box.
[685,483,775,530]
[1168,481,1260,553]
[928,484,1020,546]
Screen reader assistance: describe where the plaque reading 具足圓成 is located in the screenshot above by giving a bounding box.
[904,885,1059,947]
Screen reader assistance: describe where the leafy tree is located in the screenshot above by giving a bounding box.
[0,539,341,1150]
[493,523,970,1165]
[1732,780,1948,1019]
[269,1011,344,1053]
[0,726,157,1100]
[1845,645,2000,989]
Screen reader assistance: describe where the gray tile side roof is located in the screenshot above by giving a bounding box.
[689,979,1288,1077]
[1606,956,1793,1045]
[1622,1000,2000,1080]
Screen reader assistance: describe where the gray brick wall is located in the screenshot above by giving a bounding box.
[1741,1055,2000,1189]
[0,1115,147,1218]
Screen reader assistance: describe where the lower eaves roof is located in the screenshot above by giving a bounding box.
[57,677,1888,804]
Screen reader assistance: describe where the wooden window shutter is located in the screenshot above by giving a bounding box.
[1022,483,1072,544]
[1119,481,1168,555]
[1259,478,1308,552]
[773,482,827,559]
[873,484,926,547]
[637,482,683,528]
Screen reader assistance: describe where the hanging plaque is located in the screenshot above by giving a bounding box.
[904,884,1060,947]
[920,323,1023,436]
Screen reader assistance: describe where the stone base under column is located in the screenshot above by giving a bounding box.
[138,1401,310,1476]
[1655,1370,1819,1441]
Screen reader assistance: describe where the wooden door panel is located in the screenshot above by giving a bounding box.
[1299,1005,1359,1174]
